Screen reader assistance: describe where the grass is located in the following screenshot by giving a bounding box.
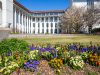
[17,34,100,45]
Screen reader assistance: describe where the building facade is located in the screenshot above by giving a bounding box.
[0,0,64,34]
[0,0,99,34]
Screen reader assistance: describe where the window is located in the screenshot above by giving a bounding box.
[33,30,35,34]
[54,13,58,15]
[51,29,53,34]
[46,29,48,33]
[38,29,40,33]
[46,23,49,28]
[59,29,61,33]
[55,29,57,33]
[46,17,48,22]
[51,23,53,28]
[42,14,45,16]
[38,18,40,22]
[33,23,35,27]
[54,17,58,22]
[55,23,57,28]
[50,13,53,15]
[50,17,53,22]
[42,18,44,22]
[33,18,35,22]
[42,23,44,28]
[42,29,44,34]
[38,23,40,28]
[36,18,40,22]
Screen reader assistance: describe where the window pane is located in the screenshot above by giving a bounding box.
[33,23,35,27]
[47,29,48,33]
[54,17,57,22]
[38,23,40,27]
[46,17,48,22]
[42,29,44,33]
[33,18,35,21]
[51,29,53,34]
[42,23,44,28]
[50,17,53,22]
[51,23,53,27]
[42,18,44,22]
[46,23,49,28]
[55,29,57,33]
[55,23,57,28]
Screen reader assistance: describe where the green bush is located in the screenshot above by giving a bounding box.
[41,51,53,60]
[0,38,29,54]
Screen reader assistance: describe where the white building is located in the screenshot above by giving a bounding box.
[0,0,64,34]
[0,0,99,34]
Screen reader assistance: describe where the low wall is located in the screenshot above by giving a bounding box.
[0,28,10,41]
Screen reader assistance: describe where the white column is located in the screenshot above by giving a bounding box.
[29,17,31,34]
[27,16,28,34]
[25,15,26,33]
[14,7,17,33]
[27,16,29,34]
[40,18,42,34]
[22,13,24,34]
[53,17,55,34]
[23,15,25,33]
[28,16,29,34]
[18,10,20,33]
[44,17,46,34]
[31,17,33,34]
[48,17,51,34]
[35,23,38,34]
[57,17,59,34]
[53,23,55,34]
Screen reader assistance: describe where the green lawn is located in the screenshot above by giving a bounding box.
[18,34,100,45]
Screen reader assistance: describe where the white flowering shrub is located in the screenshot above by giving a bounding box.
[28,50,39,60]
[69,55,84,70]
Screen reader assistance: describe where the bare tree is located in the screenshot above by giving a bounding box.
[60,2,100,34]
[83,3,100,34]
[60,7,85,34]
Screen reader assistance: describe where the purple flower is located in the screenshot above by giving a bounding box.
[30,46,36,50]
[29,60,33,63]
[33,61,40,65]
[40,48,45,52]
[23,60,40,71]
[29,64,33,67]
[82,47,87,52]
[6,52,12,56]
[69,45,76,50]
[25,62,29,65]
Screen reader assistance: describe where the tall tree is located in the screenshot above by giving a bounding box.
[60,7,85,34]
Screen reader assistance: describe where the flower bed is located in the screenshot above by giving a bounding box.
[0,38,100,75]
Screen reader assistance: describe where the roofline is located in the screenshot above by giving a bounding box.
[32,10,65,14]
[13,0,65,14]
[14,0,33,13]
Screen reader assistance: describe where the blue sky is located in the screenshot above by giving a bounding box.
[17,0,70,11]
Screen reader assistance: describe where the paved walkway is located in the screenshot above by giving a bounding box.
[8,34,86,38]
